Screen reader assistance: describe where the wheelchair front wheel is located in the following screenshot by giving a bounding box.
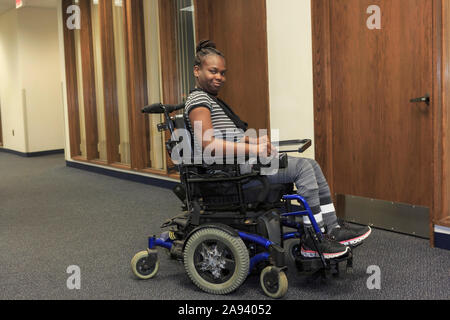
[131,250,159,280]
[260,266,288,299]
[183,227,249,295]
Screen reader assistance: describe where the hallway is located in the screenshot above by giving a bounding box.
[0,152,449,300]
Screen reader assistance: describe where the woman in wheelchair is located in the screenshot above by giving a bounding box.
[185,40,371,260]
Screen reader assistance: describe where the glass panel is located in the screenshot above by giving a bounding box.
[74,26,87,158]
[143,0,165,170]
[112,0,131,165]
[91,0,107,161]
[69,0,196,172]
[142,0,196,171]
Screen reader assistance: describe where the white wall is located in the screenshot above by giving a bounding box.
[0,9,26,152]
[266,0,315,159]
[0,6,64,153]
[56,0,71,160]
[18,7,65,153]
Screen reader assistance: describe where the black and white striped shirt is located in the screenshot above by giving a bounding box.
[184,90,245,150]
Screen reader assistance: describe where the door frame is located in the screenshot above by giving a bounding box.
[311,0,449,246]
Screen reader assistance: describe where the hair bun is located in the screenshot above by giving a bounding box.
[196,40,216,53]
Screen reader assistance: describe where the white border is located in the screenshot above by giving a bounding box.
[434,225,450,235]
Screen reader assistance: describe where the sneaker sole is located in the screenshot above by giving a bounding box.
[300,246,350,259]
[339,227,372,247]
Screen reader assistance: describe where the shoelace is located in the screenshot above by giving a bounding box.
[338,220,352,230]
[321,233,337,242]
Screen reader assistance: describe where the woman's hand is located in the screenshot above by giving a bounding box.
[257,136,278,157]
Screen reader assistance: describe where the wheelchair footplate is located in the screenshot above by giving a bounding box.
[294,249,353,279]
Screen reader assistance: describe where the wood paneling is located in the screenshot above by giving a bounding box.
[158,0,180,171]
[123,0,149,170]
[438,0,450,229]
[311,0,448,246]
[79,0,99,160]
[194,0,270,132]
[158,0,180,106]
[431,0,443,244]
[311,0,334,195]
[62,0,81,157]
[99,0,120,164]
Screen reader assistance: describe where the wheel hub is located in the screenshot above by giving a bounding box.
[199,244,226,279]
[137,254,157,275]
[263,272,279,293]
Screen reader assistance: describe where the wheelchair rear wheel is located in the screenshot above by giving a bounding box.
[183,227,249,295]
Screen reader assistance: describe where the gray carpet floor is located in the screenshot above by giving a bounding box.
[0,152,449,300]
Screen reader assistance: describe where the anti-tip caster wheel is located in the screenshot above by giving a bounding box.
[284,238,302,269]
[131,250,160,280]
[284,239,302,262]
[260,266,288,299]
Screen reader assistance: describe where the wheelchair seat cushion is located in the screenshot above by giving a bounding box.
[243,183,292,204]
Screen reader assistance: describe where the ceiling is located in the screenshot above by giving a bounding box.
[0,0,57,16]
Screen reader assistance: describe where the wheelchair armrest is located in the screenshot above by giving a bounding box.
[279,152,288,168]
[182,153,286,168]
[251,152,288,170]
[274,139,312,154]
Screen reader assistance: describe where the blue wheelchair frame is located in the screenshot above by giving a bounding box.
[134,102,356,299]
[147,194,323,274]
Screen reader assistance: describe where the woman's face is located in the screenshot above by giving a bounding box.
[194,55,227,95]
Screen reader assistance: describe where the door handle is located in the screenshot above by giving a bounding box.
[410,93,430,106]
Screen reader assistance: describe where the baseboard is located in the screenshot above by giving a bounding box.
[434,225,450,251]
[66,160,178,190]
[0,147,64,157]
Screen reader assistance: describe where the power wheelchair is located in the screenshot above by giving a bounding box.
[131,102,354,299]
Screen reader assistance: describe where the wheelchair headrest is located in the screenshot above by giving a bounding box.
[168,114,195,164]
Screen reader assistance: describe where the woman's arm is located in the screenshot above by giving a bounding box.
[188,107,274,157]
[244,135,270,145]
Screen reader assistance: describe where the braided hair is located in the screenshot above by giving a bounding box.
[194,40,225,67]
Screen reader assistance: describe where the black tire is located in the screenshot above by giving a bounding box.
[183,228,250,295]
[284,238,302,266]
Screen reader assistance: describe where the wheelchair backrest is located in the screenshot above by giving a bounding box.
[167,113,197,166]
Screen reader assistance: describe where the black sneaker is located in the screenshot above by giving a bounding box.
[300,233,350,259]
[329,222,372,247]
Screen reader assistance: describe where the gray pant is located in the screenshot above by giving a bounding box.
[266,156,338,231]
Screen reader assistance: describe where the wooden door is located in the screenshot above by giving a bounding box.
[313,0,440,236]
[331,0,433,206]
